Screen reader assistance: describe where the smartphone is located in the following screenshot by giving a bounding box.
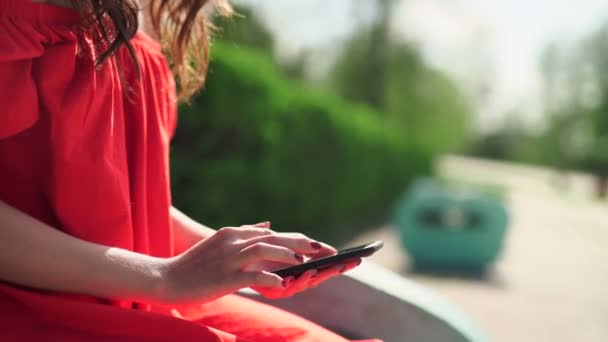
[272,240,384,278]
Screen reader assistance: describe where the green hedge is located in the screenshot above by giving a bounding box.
[170,43,431,243]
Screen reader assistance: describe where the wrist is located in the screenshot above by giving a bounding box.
[147,257,172,305]
[111,252,172,305]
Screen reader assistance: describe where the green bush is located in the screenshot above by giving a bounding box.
[170,43,432,243]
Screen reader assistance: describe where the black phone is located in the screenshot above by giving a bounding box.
[272,240,384,278]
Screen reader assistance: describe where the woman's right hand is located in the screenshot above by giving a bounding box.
[158,224,321,305]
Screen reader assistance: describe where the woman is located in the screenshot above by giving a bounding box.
[0,0,380,340]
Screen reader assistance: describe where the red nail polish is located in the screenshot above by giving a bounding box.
[340,264,347,273]
[282,279,289,288]
[356,259,362,266]
[294,253,304,262]
[311,242,322,250]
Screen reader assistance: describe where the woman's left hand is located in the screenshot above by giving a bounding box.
[246,222,361,299]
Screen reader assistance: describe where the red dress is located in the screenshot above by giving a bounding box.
[0,1,380,341]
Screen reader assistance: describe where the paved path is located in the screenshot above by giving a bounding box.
[348,156,608,342]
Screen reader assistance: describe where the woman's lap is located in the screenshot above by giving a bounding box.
[179,294,352,342]
[0,285,380,341]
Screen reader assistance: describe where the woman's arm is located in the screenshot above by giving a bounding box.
[0,199,354,306]
[0,201,302,305]
[170,206,218,254]
[0,201,166,303]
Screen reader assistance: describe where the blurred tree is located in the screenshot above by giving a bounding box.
[536,25,608,197]
[469,112,529,161]
[329,0,471,155]
[171,43,432,243]
[579,26,608,197]
[330,0,401,111]
[279,50,311,81]
[214,5,275,55]
[214,5,313,81]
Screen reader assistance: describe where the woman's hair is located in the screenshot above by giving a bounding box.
[72,0,233,101]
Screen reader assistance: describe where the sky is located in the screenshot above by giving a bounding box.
[237,0,608,132]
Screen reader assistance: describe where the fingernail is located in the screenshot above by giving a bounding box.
[356,259,362,266]
[294,253,304,262]
[311,270,319,278]
[340,264,347,273]
[311,241,322,250]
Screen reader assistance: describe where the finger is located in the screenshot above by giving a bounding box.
[241,234,321,254]
[342,258,362,273]
[278,233,333,255]
[239,271,283,288]
[283,269,318,297]
[308,265,344,287]
[307,241,337,258]
[219,226,273,240]
[310,259,360,287]
[280,276,296,289]
[250,274,295,299]
[238,242,304,267]
[252,221,271,228]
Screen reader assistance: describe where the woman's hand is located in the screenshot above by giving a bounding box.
[246,222,361,299]
[159,224,327,305]
[252,258,361,299]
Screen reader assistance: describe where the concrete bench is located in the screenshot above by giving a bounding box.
[239,262,486,342]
